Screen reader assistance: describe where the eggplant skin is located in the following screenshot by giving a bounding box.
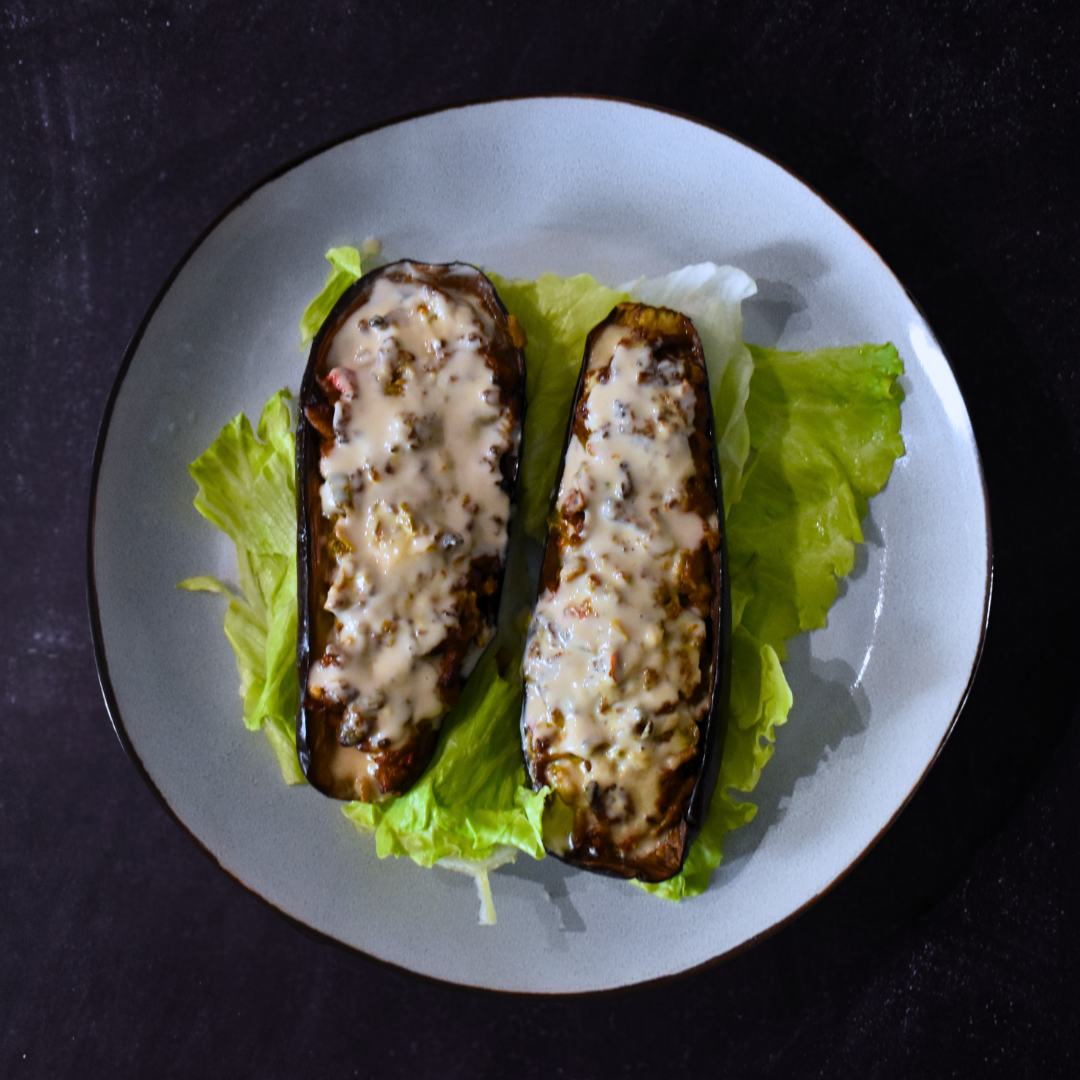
[522,303,729,883]
[297,261,526,802]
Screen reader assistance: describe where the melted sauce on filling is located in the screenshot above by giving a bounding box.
[307,273,516,751]
[522,323,718,861]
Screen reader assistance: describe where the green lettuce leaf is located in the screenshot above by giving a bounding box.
[178,390,303,784]
[299,246,363,348]
[729,343,906,652]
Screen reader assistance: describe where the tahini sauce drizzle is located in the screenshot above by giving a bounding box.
[522,323,717,856]
[307,273,515,750]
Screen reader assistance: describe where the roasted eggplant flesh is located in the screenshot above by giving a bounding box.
[297,261,526,802]
[522,303,728,882]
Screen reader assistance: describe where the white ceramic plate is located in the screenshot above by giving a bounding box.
[89,97,990,993]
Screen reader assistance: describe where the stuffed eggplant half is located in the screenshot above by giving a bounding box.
[297,261,526,802]
[522,303,729,882]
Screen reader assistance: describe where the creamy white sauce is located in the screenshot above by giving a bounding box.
[307,272,516,751]
[522,323,717,858]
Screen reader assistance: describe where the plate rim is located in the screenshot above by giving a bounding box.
[86,93,993,995]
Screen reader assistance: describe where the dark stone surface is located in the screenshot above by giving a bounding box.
[2,1,1078,1076]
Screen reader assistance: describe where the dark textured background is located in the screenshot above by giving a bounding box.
[3,1,1079,1076]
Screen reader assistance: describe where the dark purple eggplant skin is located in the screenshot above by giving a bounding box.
[296,260,526,802]
[523,302,730,883]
